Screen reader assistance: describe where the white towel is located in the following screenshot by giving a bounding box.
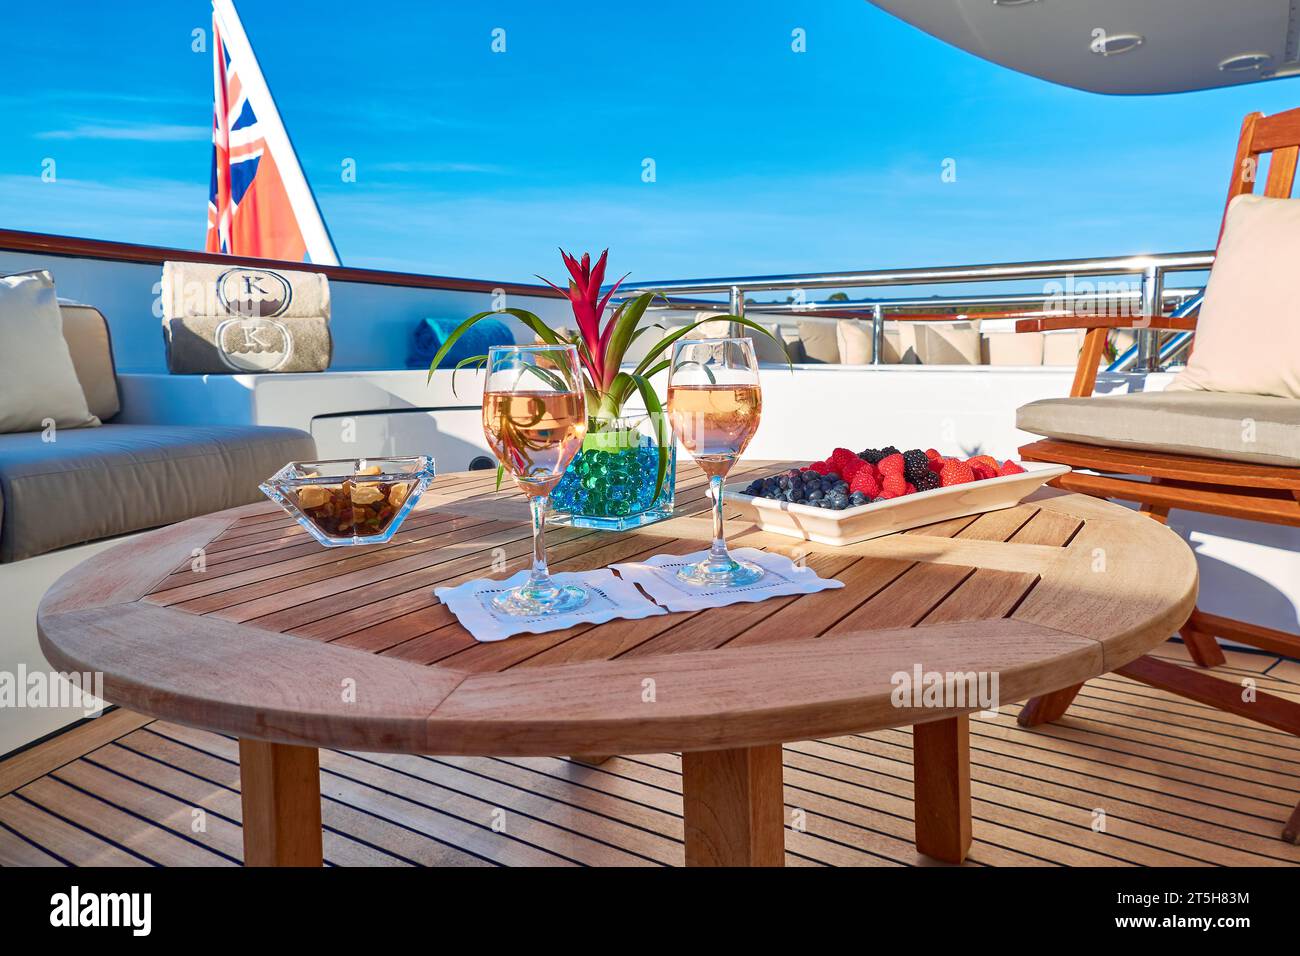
[161,260,330,321]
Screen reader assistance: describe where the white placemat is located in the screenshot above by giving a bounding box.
[435,568,666,643]
[612,547,844,612]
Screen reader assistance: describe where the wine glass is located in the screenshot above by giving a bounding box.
[481,344,589,614]
[666,337,764,587]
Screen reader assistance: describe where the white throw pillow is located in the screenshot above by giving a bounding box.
[0,271,100,433]
[1169,194,1300,399]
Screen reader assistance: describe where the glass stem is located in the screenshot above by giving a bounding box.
[524,493,556,596]
[706,474,733,571]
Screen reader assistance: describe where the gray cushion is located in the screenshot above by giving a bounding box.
[60,304,120,422]
[1017,390,1300,467]
[0,423,316,562]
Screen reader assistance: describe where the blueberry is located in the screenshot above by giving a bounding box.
[802,470,818,483]
[824,471,841,483]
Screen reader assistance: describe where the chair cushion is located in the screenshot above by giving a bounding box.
[1017,390,1300,467]
[0,272,99,433]
[1168,194,1300,399]
[796,319,840,364]
[0,423,316,562]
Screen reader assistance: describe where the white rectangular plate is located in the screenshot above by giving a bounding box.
[725,462,1071,546]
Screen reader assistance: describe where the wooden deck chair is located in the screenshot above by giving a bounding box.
[1011,107,1300,843]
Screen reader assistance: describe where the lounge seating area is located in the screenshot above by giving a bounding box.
[0,271,315,752]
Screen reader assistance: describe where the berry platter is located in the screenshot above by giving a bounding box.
[725,448,1070,546]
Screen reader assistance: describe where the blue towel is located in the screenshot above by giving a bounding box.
[410,316,514,369]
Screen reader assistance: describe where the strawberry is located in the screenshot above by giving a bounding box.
[881,470,907,497]
[849,468,881,498]
[939,459,976,487]
[877,452,905,475]
[970,463,998,481]
[925,448,942,461]
[998,459,1026,476]
[829,447,859,473]
[904,482,917,495]
[928,457,947,474]
[968,454,998,472]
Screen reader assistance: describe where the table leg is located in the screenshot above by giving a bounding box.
[912,716,972,864]
[681,744,784,867]
[1018,683,1084,727]
[570,754,613,766]
[238,739,323,867]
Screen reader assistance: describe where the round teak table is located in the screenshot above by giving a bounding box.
[38,463,1197,867]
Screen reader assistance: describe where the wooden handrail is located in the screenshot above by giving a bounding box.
[0,228,565,299]
[1014,314,1198,333]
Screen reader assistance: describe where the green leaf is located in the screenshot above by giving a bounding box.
[601,292,663,386]
[495,462,504,491]
[628,372,671,503]
[449,353,487,396]
[633,313,793,378]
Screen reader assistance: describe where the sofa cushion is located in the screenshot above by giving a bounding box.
[1168,194,1300,399]
[0,423,316,562]
[1017,390,1300,467]
[796,319,840,364]
[0,272,99,434]
[59,303,120,421]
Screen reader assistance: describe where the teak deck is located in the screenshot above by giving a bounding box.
[3,644,1299,867]
[34,464,1200,866]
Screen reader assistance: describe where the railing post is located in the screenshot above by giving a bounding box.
[729,285,744,338]
[872,303,884,366]
[1136,265,1163,372]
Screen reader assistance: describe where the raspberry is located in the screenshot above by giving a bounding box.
[902,449,929,483]
[915,471,940,492]
[881,470,907,496]
[998,460,1027,476]
[939,459,976,487]
[878,453,905,475]
[928,456,947,474]
[925,448,941,461]
[839,457,865,480]
[829,447,859,472]
[904,482,917,495]
[850,468,880,497]
[808,460,831,474]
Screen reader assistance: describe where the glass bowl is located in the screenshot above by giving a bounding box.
[260,456,437,547]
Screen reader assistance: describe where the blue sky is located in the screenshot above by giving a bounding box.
[2,0,1299,284]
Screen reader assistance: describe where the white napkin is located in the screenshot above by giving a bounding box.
[435,568,666,643]
[612,547,844,612]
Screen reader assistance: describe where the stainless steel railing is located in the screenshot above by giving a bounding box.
[614,251,1215,368]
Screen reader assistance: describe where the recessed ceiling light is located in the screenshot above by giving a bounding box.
[1091,33,1145,57]
[1218,52,1273,72]
[991,0,1039,6]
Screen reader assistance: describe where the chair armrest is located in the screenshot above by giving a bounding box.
[1014,314,1198,333]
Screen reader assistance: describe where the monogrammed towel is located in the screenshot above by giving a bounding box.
[160,261,332,373]
[162,314,332,374]
[161,261,331,320]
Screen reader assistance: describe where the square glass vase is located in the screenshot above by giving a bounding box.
[260,456,436,547]
[549,415,675,531]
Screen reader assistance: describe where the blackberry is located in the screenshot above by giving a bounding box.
[902,449,930,483]
[915,471,941,492]
[858,448,884,465]
[879,445,900,458]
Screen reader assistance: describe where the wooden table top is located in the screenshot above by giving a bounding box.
[38,462,1198,757]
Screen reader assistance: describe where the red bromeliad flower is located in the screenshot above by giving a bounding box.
[539,248,629,391]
